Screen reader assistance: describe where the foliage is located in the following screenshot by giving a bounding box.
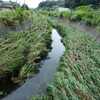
[38,9,71,19]
[0,12,51,79]
[39,0,100,8]
[65,0,100,8]
[39,1,64,8]
[96,25,100,32]
[47,24,100,100]
[70,6,100,28]
[60,11,71,19]
[0,7,32,26]
[37,9,60,18]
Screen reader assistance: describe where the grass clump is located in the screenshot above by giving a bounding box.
[0,7,32,26]
[59,11,71,19]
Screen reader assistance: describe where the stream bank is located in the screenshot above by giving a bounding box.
[31,18,100,100]
[60,19,100,41]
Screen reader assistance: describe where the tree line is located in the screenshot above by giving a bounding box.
[65,0,100,8]
[39,0,100,8]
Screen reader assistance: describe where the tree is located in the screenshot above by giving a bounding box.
[39,1,64,8]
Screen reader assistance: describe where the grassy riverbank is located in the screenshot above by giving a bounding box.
[60,5,100,32]
[49,23,100,100]
[32,20,100,100]
[70,6,100,32]
[0,10,52,96]
[39,5,100,32]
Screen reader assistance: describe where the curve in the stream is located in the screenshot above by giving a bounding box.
[3,29,65,100]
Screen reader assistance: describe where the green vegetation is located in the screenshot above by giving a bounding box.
[65,0,99,8]
[37,9,71,19]
[39,1,64,8]
[0,10,51,83]
[43,5,100,32]
[42,5,100,32]
[39,5,100,31]
[0,7,32,26]
[31,6,100,99]
[71,6,100,25]
[32,20,100,100]
[0,2,100,99]
[37,9,60,18]
[58,11,71,19]
[48,24,100,100]
[39,0,99,9]
[70,6,100,32]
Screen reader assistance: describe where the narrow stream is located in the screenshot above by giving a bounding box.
[2,29,65,100]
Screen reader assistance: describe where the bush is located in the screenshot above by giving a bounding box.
[71,5,100,27]
[60,11,71,19]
